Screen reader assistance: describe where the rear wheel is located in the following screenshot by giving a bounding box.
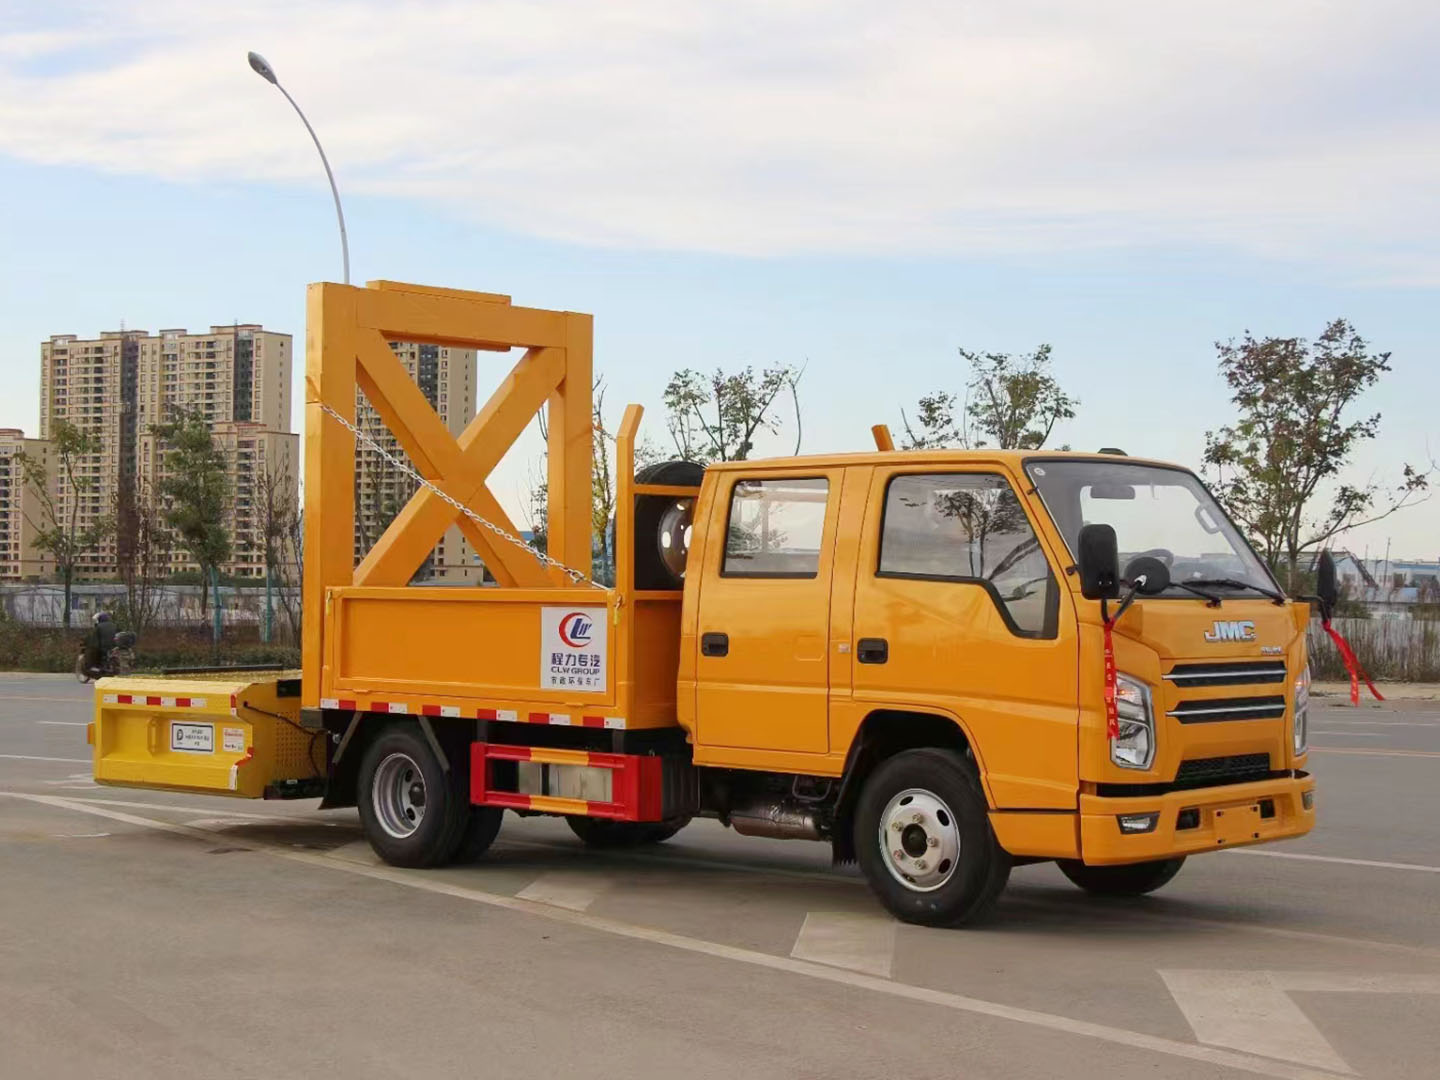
[565,816,691,848]
[854,748,1010,926]
[1056,857,1185,896]
[358,726,471,868]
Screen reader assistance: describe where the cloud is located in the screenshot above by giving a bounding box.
[2,0,1439,271]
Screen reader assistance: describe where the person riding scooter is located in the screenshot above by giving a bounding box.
[83,611,117,679]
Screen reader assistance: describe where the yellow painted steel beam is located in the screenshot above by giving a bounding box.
[303,284,357,703]
[545,313,593,577]
[354,343,568,587]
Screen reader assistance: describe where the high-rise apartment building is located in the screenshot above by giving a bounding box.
[0,429,57,581]
[37,325,295,579]
[354,342,480,581]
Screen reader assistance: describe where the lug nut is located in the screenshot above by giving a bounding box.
[915,859,928,871]
[927,836,939,848]
[892,849,906,861]
[890,821,903,832]
[911,812,923,824]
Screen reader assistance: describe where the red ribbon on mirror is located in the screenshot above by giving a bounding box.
[1321,620,1384,706]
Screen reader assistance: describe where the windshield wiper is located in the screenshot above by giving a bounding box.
[1181,577,1286,605]
[1171,580,1224,607]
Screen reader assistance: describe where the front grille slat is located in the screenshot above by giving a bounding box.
[1164,661,1287,687]
[1167,694,1287,724]
[1174,753,1273,788]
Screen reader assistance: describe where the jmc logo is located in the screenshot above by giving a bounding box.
[1204,619,1256,643]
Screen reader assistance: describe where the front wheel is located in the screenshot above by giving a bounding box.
[1056,857,1185,896]
[357,726,471,868]
[854,748,1011,926]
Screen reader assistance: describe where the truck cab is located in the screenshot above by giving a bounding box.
[674,449,1314,921]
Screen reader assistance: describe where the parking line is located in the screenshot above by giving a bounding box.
[36,721,88,727]
[1228,849,1440,874]
[791,911,897,977]
[516,871,612,911]
[0,790,1352,1080]
[0,753,90,763]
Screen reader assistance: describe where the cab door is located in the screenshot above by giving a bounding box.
[850,466,1079,808]
[694,469,840,755]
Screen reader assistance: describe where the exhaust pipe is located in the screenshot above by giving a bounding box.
[727,802,822,841]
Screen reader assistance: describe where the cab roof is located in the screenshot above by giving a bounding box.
[702,448,1191,474]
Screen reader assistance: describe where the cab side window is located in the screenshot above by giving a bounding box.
[723,477,829,578]
[879,473,1058,637]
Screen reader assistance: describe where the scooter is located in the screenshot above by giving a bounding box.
[75,631,138,683]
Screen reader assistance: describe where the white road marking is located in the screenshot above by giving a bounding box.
[1228,849,1440,874]
[1163,969,1440,1074]
[791,911,897,977]
[326,840,381,865]
[0,790,1356,1080]
[36,720,89,727]
[1160,970,1350,1073]
[516,871,611,911]
[0,754,90,763]
[56,832,111,838]
[1308,732,1384,738]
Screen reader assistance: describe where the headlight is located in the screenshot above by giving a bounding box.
[1112,674,1155,770]
[1294,664,1310,756]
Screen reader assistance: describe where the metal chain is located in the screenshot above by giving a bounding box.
[319,402,600,588]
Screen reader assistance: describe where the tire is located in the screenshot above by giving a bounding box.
[854,748,1011,927]
[632,460,705,590]
[565,815,691,848]
[1056,857,1185,896]
[454,806,505,862]
[357,725,471,868]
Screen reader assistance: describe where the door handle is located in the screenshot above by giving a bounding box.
[701,632,730,658]
[857,637,889,664]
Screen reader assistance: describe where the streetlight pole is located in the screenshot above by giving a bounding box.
[247,51,351,285]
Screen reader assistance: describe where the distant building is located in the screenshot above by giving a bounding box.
[353,342,481,582]
[1311,549,1440,617]
[38,325,295,579]
[0,429,56,581]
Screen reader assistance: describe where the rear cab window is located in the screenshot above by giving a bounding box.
[878,472,1058,637]
[723,477,829,578]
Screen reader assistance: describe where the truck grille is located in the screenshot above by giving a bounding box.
[1166,695,1287,723]
[1174,753,1273,788]
[1163,661,1287,687]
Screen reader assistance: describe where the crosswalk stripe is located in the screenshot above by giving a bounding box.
[516,871,611,911]
[790,910,897,978]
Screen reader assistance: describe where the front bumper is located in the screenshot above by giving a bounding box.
[1079,772,1315,865]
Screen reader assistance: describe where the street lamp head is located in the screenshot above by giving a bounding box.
[247,51,278,85]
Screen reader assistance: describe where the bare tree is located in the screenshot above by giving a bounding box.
[258,463,302,644]
[17,420,111,629]
[113,474,172,636]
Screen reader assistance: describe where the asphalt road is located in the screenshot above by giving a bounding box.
[2,675,1438,1080]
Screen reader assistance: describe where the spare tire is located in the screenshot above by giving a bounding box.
[633,460,705,590]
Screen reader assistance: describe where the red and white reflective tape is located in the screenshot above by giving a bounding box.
[103,693,210,709]
[319,698,626,729]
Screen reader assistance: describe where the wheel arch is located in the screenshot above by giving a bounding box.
[319,711,473,810]
[831,708,990,864]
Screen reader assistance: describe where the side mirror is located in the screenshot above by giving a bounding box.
[1077,523,1121,600]
[1124,555,1171,595]
[1316,550,1339,617]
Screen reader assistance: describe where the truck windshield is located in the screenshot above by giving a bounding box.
[1025,460,1277,596]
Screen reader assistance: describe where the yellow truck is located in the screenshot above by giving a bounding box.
[90,280,1320,926]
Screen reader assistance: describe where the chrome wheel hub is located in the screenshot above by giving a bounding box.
[878,788,961,892]
[373,752,426,839]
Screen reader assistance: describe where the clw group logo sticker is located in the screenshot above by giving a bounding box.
[541,606,608,692]
[558,612,595,649]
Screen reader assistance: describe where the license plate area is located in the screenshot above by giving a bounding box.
[1211,801,1262,846]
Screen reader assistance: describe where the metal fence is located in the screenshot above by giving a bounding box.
[1306,617,1440,683]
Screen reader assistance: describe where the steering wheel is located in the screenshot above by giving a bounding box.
[1133,547,1175,568]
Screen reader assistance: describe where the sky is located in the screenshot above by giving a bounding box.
[1,0,1437,559]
